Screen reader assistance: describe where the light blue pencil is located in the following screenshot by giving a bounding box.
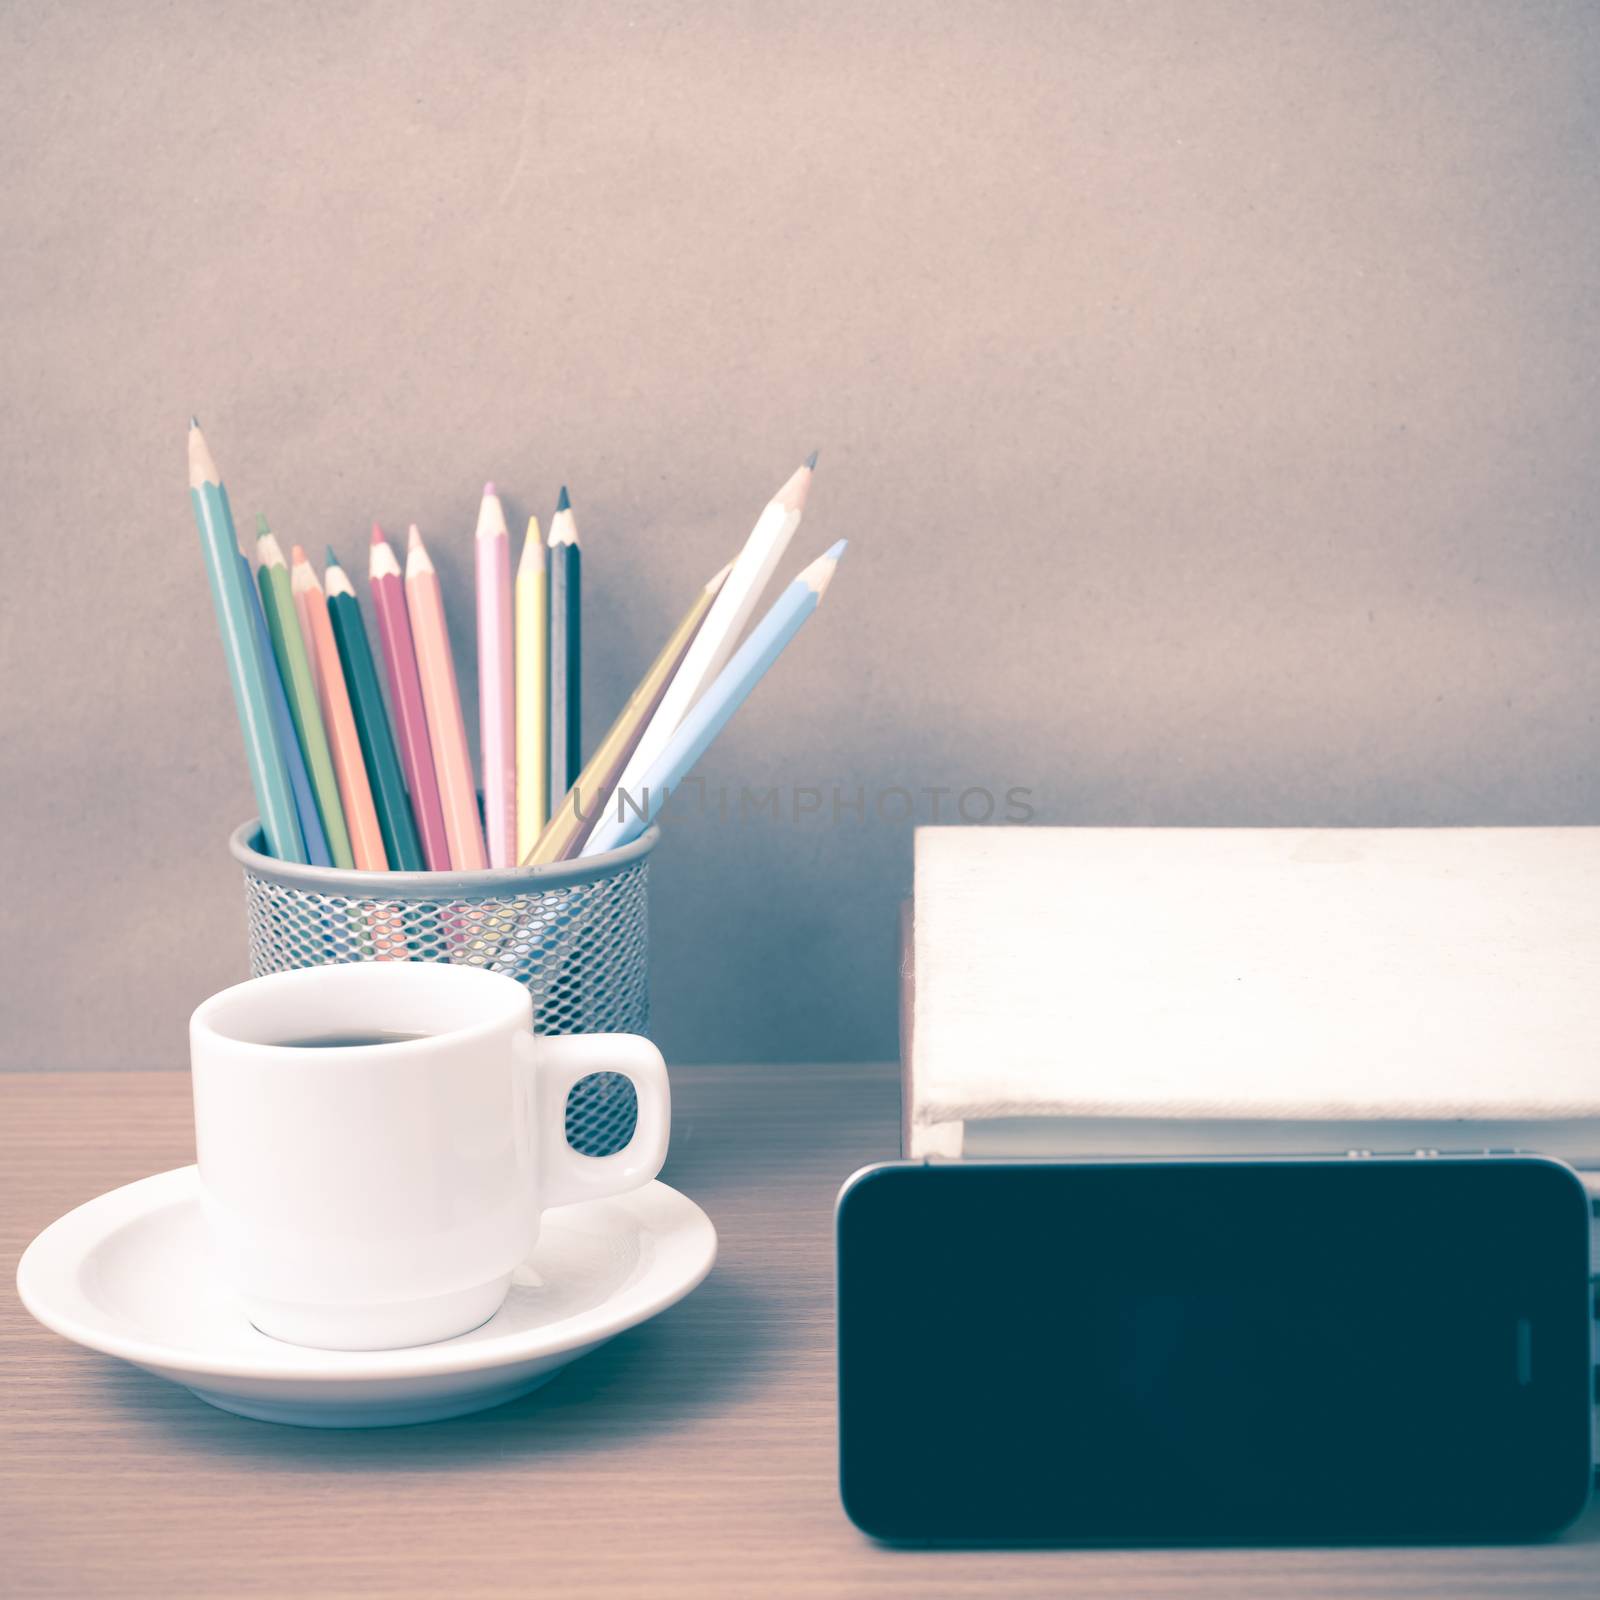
[582,539,846,856]
[188,420,305,862]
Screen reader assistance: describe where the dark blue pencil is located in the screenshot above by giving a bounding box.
[547,487,582,799]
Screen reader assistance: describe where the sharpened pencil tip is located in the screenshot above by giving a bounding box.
[774,458,814,513]
[370,522,385,545]
[805,450,819,470]
[290,544,307,566]
[326,545,341,569]
[255,512,270,537]
[517,516,543,573]
[483,481,496,498]
[556,485,571,513]
[802,538,847,595]
[405,523,436,577]
[189,415,201,430]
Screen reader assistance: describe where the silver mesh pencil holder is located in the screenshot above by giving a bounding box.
[229,820,658,1158]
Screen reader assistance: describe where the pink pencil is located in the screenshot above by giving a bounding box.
[475,483,515,867]
[406,524,487,871]
[369,523,452,870]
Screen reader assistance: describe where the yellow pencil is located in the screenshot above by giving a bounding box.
[515,515,549,860]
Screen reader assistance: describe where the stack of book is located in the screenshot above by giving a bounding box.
[902,826,1600,1196]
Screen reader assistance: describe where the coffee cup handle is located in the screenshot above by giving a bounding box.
[514,1031,671,1210]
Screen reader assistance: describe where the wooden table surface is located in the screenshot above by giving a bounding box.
[3,1064,1597,1599]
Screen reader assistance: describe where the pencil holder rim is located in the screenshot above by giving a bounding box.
[229,818,659,898]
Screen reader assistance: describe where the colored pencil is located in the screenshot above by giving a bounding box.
[584,540,846,857]
[370,524,451,871]
[240,551,331,866]
[526,559,733,865]
[609,454,814,814]
[291,547,321,688]
[326,547,425,872]
[290,546,387,871]
[547,487,582,801]
[514,515,549,862]
[186,420,303,862]
[475,483,515,867]
[255,519,354,869]
[406,524,487,870]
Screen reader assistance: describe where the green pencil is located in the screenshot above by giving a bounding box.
[255,516,354,869]
[187,422,304,863]
[324,546,425,872]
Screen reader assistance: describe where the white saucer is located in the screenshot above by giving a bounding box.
[16,1166,716,1428]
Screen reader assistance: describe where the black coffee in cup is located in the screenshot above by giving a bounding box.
[273,1030,431,1048]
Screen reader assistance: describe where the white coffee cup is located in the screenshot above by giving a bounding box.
[189,962,670,1351]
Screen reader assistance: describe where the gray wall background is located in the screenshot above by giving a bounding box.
[3,1,1599,1069]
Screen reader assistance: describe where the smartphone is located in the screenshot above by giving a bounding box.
[836,1157,1594,1544]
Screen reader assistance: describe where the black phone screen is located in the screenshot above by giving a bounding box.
[837,1158,1593,1543]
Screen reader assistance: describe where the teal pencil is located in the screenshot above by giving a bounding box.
[187,421,304,862]
[547,488,582,800]
[240,551,332,866]
[324,548,426,871]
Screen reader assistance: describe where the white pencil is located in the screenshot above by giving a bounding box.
[607,453,815,811]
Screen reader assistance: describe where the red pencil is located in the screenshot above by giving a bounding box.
[368,523,451,870]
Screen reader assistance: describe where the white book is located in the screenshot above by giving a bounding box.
[905,827,1600,1195]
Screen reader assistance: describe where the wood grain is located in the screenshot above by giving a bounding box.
[3,1066,1596,1598]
